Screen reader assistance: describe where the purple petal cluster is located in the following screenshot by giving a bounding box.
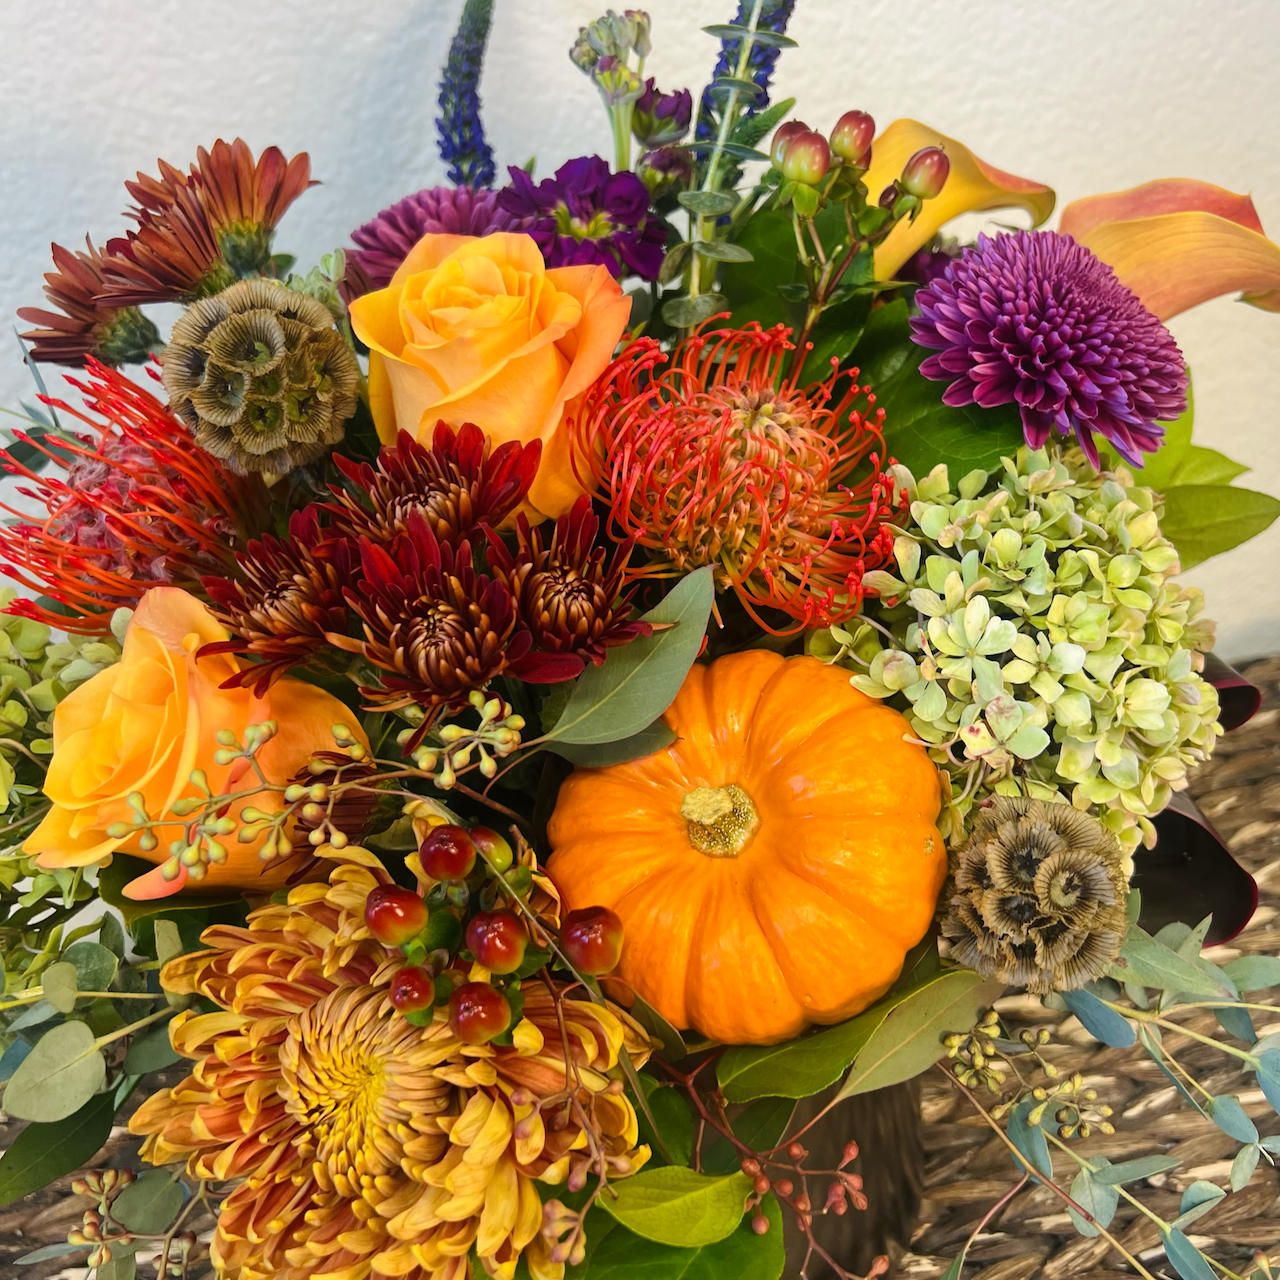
[911,230,1188,466]
[497,156,667,281]
[346,186,528,296]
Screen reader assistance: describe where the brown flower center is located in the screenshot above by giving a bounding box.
[680,784,759,858]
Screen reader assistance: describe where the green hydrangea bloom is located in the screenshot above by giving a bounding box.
[811,446,1220,863]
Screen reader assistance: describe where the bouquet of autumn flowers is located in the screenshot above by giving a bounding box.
[2,4,1279,1280]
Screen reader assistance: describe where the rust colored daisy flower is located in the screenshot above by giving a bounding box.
[486,496,651,682]
[332,513,531,734]
[575,320,902,634]
[0,360,264,631]
[203,507,359,694]
[328,423,541,551]
[129,854,650,1280]
[17,238,160,367]
[99,139,314,306]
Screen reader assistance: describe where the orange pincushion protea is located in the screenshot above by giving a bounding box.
[574,320,903,633]
[130,852,651,1280]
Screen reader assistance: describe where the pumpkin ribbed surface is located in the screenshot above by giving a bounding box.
[546,650,947,1045]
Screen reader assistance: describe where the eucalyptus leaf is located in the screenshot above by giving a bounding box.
[1171,1179,1225,1230]
[15,1242,91,1264]
[1109,925,1233,998]
[123,1023,181,1076]
[0,1090,116,1206]
[64,939,119,993]
[677,191,738,216]
[662,294,729,328]
[1067,1163,1118,1236]
[3,1020,106,1122]
[1254,1047,1280,1113]
[1095,1154,1182,1185]
[693,240,754,263]
[98,912,126,958]
[1061,988,1135,1048]
[1207,1094,1258,1144]
[1231,1143,1260,1191]
[1007,1099,1052,1180]
[112,1169,185,1234]
[41,961,78,1014]
[548,568,714,745]
[599,1167,750,1247]
[548,720,676,767]
[658,242,693,286]
[1163,1227,1218,1280]
[1224,954,1280,991]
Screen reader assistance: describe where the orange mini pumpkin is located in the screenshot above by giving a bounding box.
[546,650,946,1045]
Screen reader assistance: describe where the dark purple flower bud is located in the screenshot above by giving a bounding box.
[770,120,810,168]
[780,131,830,185]
[636,146,693,196]
[878,181,900,210]
[901,146,950,199]
[829,110,875,164]
[633,79,693,147]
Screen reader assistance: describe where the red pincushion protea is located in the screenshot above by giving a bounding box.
[0,361,263,631]
[486,496,651,681]
[326,423,540,550]
[575,321,902,633]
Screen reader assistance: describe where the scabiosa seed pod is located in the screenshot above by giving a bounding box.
[911,230,1188,467]
[163,279,360,475]
[942,796,1129,993]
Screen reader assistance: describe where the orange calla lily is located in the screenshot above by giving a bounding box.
[1060,179,1280,320]
[863,119,1056,279]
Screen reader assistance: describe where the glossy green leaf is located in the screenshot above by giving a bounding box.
[123,1023,181,1076]
[1160,484,1280,570]
[0,1090,116,1206]
[636,1076,695,1168]
[717,209,804,328]
[41,961,78,1014]
[1067,1162,1119,1236]
[589,1192,783,1280]
[3,1020,106,1122]
[1131,386,1250,491]
[703,1097,796,1175]
[599,1167,750,1247]
[834,971,1004,1101]
[112,1169,185,1233]
[548,720,676,767]
[627,994,689,1061]
[548,569,715,745]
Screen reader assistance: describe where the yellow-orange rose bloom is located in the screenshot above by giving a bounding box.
[24,588,368,901]
[348,231,631,520]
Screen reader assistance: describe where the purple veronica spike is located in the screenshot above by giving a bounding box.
[910,230,1188,467]
[497,156,667,281]
[345,186,528,297]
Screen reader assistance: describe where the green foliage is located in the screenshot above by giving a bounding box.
[111,1170,185,1234]
[598,1167,752,1247]
[3,1018,106,1122]
[635,1075,695,1168]
[0,1091,116,1206]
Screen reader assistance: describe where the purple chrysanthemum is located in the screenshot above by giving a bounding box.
[344,186,527,297]
[497,156,667,281]
[910,230,1188,466]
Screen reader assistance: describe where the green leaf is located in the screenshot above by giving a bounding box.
[588,1191,785,1280]
[112,1168,185,1233]
[97,1249,138,1280]
[123,1023,181,1076]
[1160,484,1280,570]
[717,209,804,329]
[834,971,1004,1101]
[799,290,873,384]
[728,98,795,150]
[1231,1143,1260,1191]
[548,569,715,745]
[15,1242,91,1264]
[693,240,754,263]
[1067,1164,1119,1236]
[0,1090,116,1206]
[662,294,729,328]
[703,1097,795,1175]
[678,192,738,216]
[98,912,126,958]
[636,1075,695,1168]
[1173,1180,1226,1230]
[1109,925,1234,998]
[599,1167,750,1247]
[1095,1154,1182,1185]
[63,940,119,993]
[3,1020,106,1122]
[1223,955,1280,991]
[41,961,78,1014]
[1008,1099,1053,1180]
[98,853,242,925]
[548,720,676,767]
[1207,1094,1258,1145]
[1060,988,1135,1048]
[628,994,689,1060]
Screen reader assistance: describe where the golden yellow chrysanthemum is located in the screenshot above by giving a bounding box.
[130,851,651,1280]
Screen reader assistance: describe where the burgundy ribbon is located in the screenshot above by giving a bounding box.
[1132,656,1263,944]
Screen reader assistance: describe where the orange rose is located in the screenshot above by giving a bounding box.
[24,588,369,901]
[348,231,631,519]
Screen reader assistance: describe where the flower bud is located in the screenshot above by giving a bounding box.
[636,146,694,196]
[829,110,875,164]
[770,120,810,168]
[900,146,950,199]
[780,131,831,185]
[878,181,900,210]
[633,78,693,147]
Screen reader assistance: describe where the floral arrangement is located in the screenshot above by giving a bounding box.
[1,4,1279,1280]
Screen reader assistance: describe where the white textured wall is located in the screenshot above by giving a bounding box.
[1,0,1277,656]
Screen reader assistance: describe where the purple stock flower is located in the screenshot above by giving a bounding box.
[344,186,528,298]
[910,230,1188,467]
[497,156,667,281]
[633,79,693,148]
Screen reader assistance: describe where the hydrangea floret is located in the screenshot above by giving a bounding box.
[814,446,1221,859]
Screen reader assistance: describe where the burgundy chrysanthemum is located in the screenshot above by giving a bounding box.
[910,230,1188,466]
[343,186,528,299]
[497,156,667,281]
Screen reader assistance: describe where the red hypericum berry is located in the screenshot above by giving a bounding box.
[779,130,830,185]
[448,981,512,1044]
[465,910,528,975]
[420,824,477,882]
[829,109,875,163]
[770,119,810,168]
[900,145,950,199]
[389,965,435,1013]
[363,884,427,946]
[470,825,514,874]
[560,905,624,975]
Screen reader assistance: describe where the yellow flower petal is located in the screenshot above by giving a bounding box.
[863,119,1056,279]
[1060,179,1280,319]
[511,1017,544,1056]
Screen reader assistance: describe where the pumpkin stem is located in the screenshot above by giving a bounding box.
[680,784,759,857]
